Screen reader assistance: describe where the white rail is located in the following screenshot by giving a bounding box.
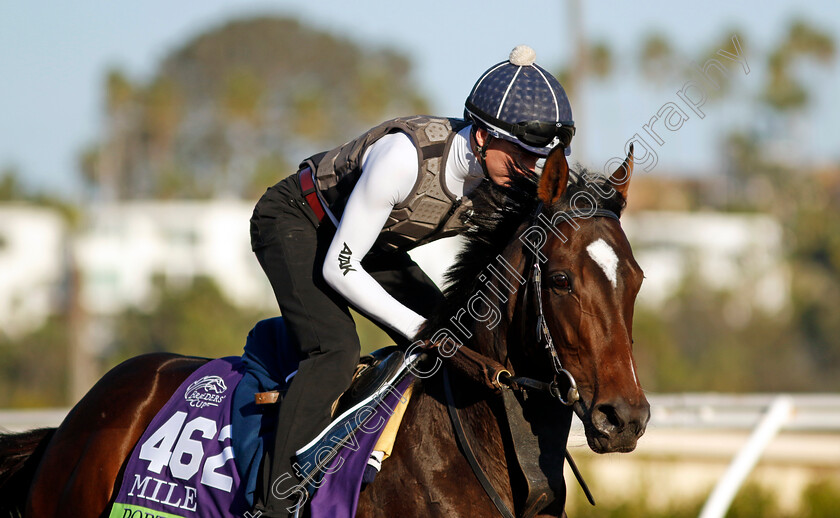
[564,393,840,433]
[647,393,840,431]
[5,394,840,434]
[697,395,794,518]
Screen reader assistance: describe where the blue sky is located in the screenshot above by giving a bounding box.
[1,1,838,199]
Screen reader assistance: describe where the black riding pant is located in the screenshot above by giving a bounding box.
[249,173,443,516]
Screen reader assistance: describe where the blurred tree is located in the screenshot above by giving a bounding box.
[639,31,678,84]
[0,166,26,200]
[108,276,271,363]
[720,22,834,213]
[142,77,183,188]
[762,19,835,111]
[81,16,430,200]
[555,40,613,100]
[0,317,70,407]
[637,28,749,99]
[694,28,748,99]
[100,68,139,200]
[587,41,613,80]
[711,19,839,390]
[801,479,840,518]
[715,132,840,391]
[105,276,393,369]
[633,271,814,393]
[0,165,80,223]
[786,177,840,388]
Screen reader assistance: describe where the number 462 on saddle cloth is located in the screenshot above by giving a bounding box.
[109,358,247,518]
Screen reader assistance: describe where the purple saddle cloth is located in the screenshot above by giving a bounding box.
[109,357,248,518]
[108,317,416,518]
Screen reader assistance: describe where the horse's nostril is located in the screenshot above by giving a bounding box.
[594,403,625,435]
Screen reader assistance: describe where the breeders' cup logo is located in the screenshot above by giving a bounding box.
[185,375,228,408]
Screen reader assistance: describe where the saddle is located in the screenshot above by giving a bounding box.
[235,318,418,514]
[253,346,405,414]
[292,348,416,497]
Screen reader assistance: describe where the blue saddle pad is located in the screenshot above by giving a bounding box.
[231,317,301,508]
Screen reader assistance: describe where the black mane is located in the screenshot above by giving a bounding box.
[416,165,625,342]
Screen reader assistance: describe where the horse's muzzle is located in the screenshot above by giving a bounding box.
[587,396,650,453]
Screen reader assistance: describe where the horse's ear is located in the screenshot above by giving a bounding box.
[538,146,569,205]
[609,143,634,199]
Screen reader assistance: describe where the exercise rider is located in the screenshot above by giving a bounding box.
[249,44,575,517]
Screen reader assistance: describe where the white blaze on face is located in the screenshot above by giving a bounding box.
[629,356,639,384]
[586,238,619,289]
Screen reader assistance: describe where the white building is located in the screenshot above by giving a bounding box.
[0,202,791,337]
[0,204,67,338]
[623,211,789,317]
[412,212,791,322]
[73,200,275,315]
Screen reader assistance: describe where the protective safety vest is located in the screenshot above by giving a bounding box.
[302,116,476,253]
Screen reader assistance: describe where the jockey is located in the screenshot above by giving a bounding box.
[249,44,574,517]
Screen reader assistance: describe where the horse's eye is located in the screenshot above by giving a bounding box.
[552,273,572,292]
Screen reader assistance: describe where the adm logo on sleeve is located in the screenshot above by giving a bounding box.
[338,243,356,276]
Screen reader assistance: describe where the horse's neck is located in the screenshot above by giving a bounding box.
[435,370,509,460]
[468,243,535,371]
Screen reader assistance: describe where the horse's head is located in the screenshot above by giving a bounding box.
[514,145,649,454]
[420,147,649,454]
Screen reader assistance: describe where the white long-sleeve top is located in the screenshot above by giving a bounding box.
[321,125,484,340]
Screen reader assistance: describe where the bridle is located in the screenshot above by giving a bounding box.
[496,206,621,406]
[443,204,620,517]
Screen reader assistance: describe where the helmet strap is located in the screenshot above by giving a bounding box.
[471,127,492,180]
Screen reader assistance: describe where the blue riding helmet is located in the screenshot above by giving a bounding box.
[465,45,575,157]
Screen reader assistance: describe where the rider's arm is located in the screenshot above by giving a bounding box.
[322,132,426,339]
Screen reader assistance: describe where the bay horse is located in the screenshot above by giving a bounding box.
[0,145,649,517]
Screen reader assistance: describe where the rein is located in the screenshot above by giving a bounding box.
[443,368,516,518]
[443,206,619,516]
